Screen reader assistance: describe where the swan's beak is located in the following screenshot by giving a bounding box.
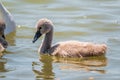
[2,34,5,39]
[32,31,42,43]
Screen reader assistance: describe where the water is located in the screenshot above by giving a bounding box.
[0,0,120,80]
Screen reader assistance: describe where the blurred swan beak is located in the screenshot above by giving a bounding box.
[32,31,42,43]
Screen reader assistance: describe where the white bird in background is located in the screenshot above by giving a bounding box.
[0,1,16,34]
[33,18,107,58]
[0,1,16,53]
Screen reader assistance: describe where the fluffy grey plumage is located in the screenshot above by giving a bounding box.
[33,18,107,58]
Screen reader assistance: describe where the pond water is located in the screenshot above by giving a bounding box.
[0,0,120,80]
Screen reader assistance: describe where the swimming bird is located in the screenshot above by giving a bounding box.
[0,2,16,34]
[0,2,16,52]
[33,18,107,58]
[0,21,8,52]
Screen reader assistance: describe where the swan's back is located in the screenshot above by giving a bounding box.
[49,41,107,57]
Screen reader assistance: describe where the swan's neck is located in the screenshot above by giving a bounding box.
[40,27,53,53]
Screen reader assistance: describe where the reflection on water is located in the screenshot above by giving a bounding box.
[53,56,107,66]
[32,55,107,80]
[32,55,55,80]
[1,0,120,79]
[0,58,15,73]
[0,58,7,72]
[53,56,107,74]
[6,31,16,46]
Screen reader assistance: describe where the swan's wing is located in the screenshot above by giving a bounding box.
[0,2,16,34]
[50,42,85,57]
[50,41,85,57]
[50,41,107,57]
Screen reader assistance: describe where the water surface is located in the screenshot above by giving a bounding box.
[0,0,120,80]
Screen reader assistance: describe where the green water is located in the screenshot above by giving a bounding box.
[0,0,120,80]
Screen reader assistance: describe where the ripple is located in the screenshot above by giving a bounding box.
[1,0,120,80]
[0,58,15,72]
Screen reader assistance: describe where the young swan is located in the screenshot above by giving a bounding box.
[33,18,107,58]
[0,21,8,53]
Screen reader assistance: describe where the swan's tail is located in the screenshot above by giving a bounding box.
[91,44,107,56]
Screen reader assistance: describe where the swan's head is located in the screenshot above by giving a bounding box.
[0,21,8,49]
[32,18,53,43]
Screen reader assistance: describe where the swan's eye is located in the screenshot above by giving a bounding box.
[39,27,42,30]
